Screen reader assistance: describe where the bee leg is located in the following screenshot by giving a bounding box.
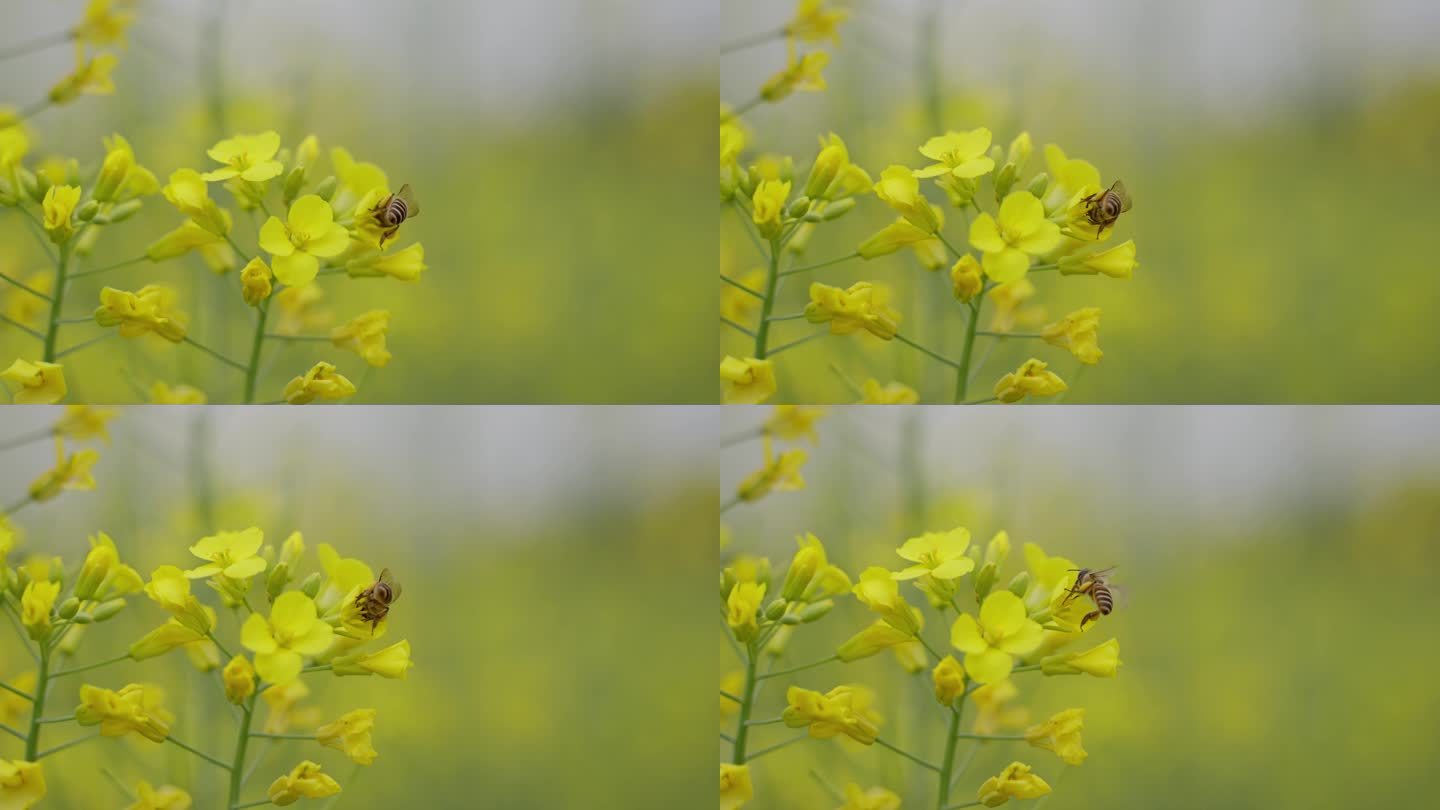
[1080,610,1101,628]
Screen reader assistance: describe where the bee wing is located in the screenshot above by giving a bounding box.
[377,568,402,602]
[1107,583,1129,609]
[394,184,419,219]
[1110,180,1132,212]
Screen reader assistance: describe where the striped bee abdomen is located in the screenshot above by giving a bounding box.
[382,197,409,227]
[1091,584,1113,614]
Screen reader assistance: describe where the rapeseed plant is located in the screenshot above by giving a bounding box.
[721,1,1139,404]
[0,5,428,405]
[0,410,414,808]
[722,406,1124,808]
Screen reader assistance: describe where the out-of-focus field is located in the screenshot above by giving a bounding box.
[721,407,1440,807]
[0,407,714,807]
[1,1,714,403]
[722,0,1440,402]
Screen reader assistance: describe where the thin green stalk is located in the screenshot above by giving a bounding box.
[731,642,759,763]
[2,609,38,661]
[227,694,257,805]
[720,691,741,703]
[0,429,53,454]
[169,734,232,770]
[895,332,962,369]
[0,269,52,301]
[35,714,74,724]
[0,30,74,61]
[721,496,741,514]
[41,241,73,362]
[721,427,763,447]
[263,333,329,342]
[768,330,825,356]
[35,732,99,759]
[726,95,764,119]
[976,330,1041,339]
[24,643,51,760]
[747,733,807,761]
[54,333,114,359]
[4,496,33,515]
[953,290,988,403]
[301,664,332,674]
[943,802,984,809]
[100,768,137,801]
[52,652,131,678]
[779,251,860,277]
[722,317,756,338]
[721,28,783,54]
[241,302,270,403]
[721,274,763,299]
[0,680,33,701]
[251,732,313,740]
[954,732,1024,741]
[874,736,941,772]
[0,313,43,339]
[914,633,944,662]
[757,654,839,681]
[936,706,963,809]
[67,255,149,279]
[206,630,234,660]
[233,799,273,810]
[744,716,785,727]
[1,723,23,740]
[753,238,781,358]
[1011,664,1040,675]
[182,336,248,372]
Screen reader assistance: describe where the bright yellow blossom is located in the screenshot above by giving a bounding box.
[268,761,341,806]
[331,310,392,367]
[239,258,273,306]
[782,685,878,744]
[1041,144,1102,214]
[345,242,426,280]
[894,527,974,581]
[933,655,966,705]
[951,254,984,302]
[260,195,350,285]
[736,437,806,501]
[222,655,256,704]
[124,780,191,810]
[2,359,67,404]
[760,47,829,102]
[839,783,900,810]
[186,527,266,580]
[94,134,157,202]
[52,405,114,441]
[20,580,60,638]
[201,131,283,183]
[330,146,389,201]
[858,379,918,404]
[160,169,231,237]
[1041,637,1121,677]
[765,405,824,444]
[149,382,206,404]
[75,683,172,742]
[28,438,97,501]
[75,0,136,48]
[994,358,1067,403]
[94,285,188,342]
[837,620,917,662]
[1024,708,1087,765]
[49,50,118,104]
[41,185,81,243]
[725,581,766,642]
[283,361,357,404]
[751,179,790,240]
[720,763,752,810]
[857,212,943,261]
[1042,308,1103,365]
[316,709,378,765]
[805,281,899,340]
[331,639,413,679]
[241,591,335,683]
[915,128,995,180]
[1059,239,1137,279]
[950,591,1044,684]
[721,356,776,405]
[874,165,938,233]
[853,567,921,635]
[785,0,849,43]
[977,762,1051,806]
[969,191,1061,282]
[0,759,45,809]
[74,532,141,600]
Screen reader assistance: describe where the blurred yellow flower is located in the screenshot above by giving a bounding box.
[186,527,266,580]
[331,639,413,679]
[53,405,115,441]
[858,379,918,404]
[0,125,29,171]
[75,0,136,48]
[222,655,256,705]
[161,169,231,237]
[1041,144,1101,213]
[838,783,900,810]
[933,655,966,705]
[331,310,392,367]
[894,527,974,581]
[720,671,744,720]
[721,269,764,323]
[75,683,171,742]
[951,254,983,302]
[760,47,829,102]
[241,591,334,683]
[1025,708,1087,765]
[977,761,1051,806]
[1041,637,1121,677]
[1059,239,1137,279]
[721,356,776,405]
[0,759,45,809]
[239,258,273,306]
[95,285,188,342]
[785,0,848,43]
[736,437,805,501]
[970,679,1029,735]
[273,285,332,335]
[857,213,942,261]
[28,438,97,501]
[283,361,357,404]
[268,761,341,806]
[146,220,235,271]
[765,405,824,444]
[201,131,283,183]
[0,672,35,726]
[49,50,118,104]
[725,581,765,642]
[41,185,81,243]
[804,133,870,201]
[74,532,141,600]
[915,128,995,180]
[873,166,938,233]
[720,763,752,810]
[261,680,322,734]
[330,146,389,200]
[260,195,350,286]
[805,281,899,340]
[316,708,378,765]
[124,780,191,810]
[950,591,1043,684]
[782,685,878,744]
[94,133,157,202]
[20,580,59,638]
[345,242,426,280]
[987,278,1046,334]
[1042,308,1103,365]
[148,382,207,404]
[993,358,1067,404]
[3,272,51,329]
[751,179,789,240]
[969,191,1061,282]
[130,616,212,660]
[2,359,67,404]
[837,619,916,662]
[853,567,921,636]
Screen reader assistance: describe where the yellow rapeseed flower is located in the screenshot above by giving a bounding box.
[1059,239,1137,279]
[735,437,805,501]
[268,761,341,806]
[857,212,943,261]
[782,685,878,744]
[283,361,357,404]
[858,379,918,404]
[201,131,283,183]
[259,195,350,286]
[1040,638,1121,677]
[223,655,256,705]
[48,49,118,104]
[20,580,60,639]
[837,619,917,662]
[977,762,1051,806]
[951,254,983,302]
[344,242,427,281]
[316,708,378,765]
[950,591,1043,684]
[75,0,136,48]
[804,281,899,340]
[41,185,81,243]
[915,128,995,180]
[124,780,191,810]
[148,382,207,404]
[2,359,67,404]
[852,567,921,636]
[1024,708,1087,765]
[721,356,776,405]
[28,438,97,501]
[725,580,765,642]
[873,166,938,233]
[160,169,230,237]
[74,531,142,600]
[75,683,172,742]
[760,46,829,102]
[53,405,115,441]
[261,680,322,734]
[94,134,157,202]
[331,310,392,367]
[839,783,900,810]
[241,591,335,683]
[1042,308,1103,365]
[186,527,266,580]
[993,358,1067,404]
[720,763,752,810]
[238,257,273,306]
[765,405,824,444]
[751,179,789,240]
[933,655,966,706]
[331,639,413,679]
[970,679,1030,735]
[785,0,849,43]
[94,285,188,342]
[893,527,974,581]
[969,191,1061,282]
[0,759,45,809]
[803,133,870,201]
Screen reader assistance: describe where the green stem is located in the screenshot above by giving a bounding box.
[0,680,33,701]
[241,302,270,403]
[232,799,273,810]
[1,723,23,740]
[943,802,984,809]
[251,732,314,740]
[35,732,99,759]
[954,732,1024,740]
[263,333,330,341]
[874,736,941,772]
[720,496,742,514]
[975,331,1041,338]
[206,630,234,660]
[721,29,782,54]
[1011,664,1041,675]
[0,313,43,340]
[936,706,963,809]
[41,241,73,362]
[721,427,763,447]
[23,644,50,760]
[720,690,741,703]
[67,255,148,279]
[726,95,765,119]
[721,274,764,299]
[52,652,131,678]
[722,317,756,338]
[895,333,962,369]
[953,290,988,403]
[301,664,332,674]
[182,336,248,372]
[0,428,54,454]
[35,714,74,724]
[768,330,826,356]
[757,654,839,681]
[753,238,781,358]
[0,31,74,61]
[54,333,114,359]
[227,694,256,805]
[745,716,785,727]
[779,252,860,277]
[169,734,232,770]
[0,269,52,301]
[747,733,807,761]
[914,632,944,662]
[731,642,759,763]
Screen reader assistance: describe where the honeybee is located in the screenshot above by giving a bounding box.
[1061,566,1117,628]
[371,184,419,247]
[354,568,401,632]
[1080,180,1131,237]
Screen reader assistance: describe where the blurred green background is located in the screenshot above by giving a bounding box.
[1,0,714,403]
[721,0,1440,403]
[721,406,1440,807]
[0,406,714,807]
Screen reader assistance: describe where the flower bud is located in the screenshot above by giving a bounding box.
[1041,638,1121,677]
[973,562,997,601]
[95,199,143,224]
[781,542,823,602]
[223,655,256,704]
[283,167,306,206]
[799,599,834,623]
[266,562,290,602]
[76,200,100,222]
[314,175,338,202]
[21,168,43,203]
[720,569,737,601]
[820,197,856,220]
[1026,172,1050,199]
[837,620,913,662]
[300,572,322,599]
[780,613,802,625]
[72,611,93,624]
[993,162,1018,199]
[933,655,966,706]
[804,146,843,199]
[764,598,788,621]
[1007,571,1030,598]
[91,598,126,622]
[240,258,273,307]
[58,596,81,619]
[786,196,812,218]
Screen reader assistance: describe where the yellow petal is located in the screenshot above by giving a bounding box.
[287,195,334,232]
[240,613,277,654]
[306,223,351,258]
[258,217,294,257]
[950,613,986,654]
[273,252,319,287]
[255,649,302,684]
[980,591,1027,635]
[269,592,317,635]
[965,648,1014,684]
[968,214,1005,254]
[982,249,1029,283]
